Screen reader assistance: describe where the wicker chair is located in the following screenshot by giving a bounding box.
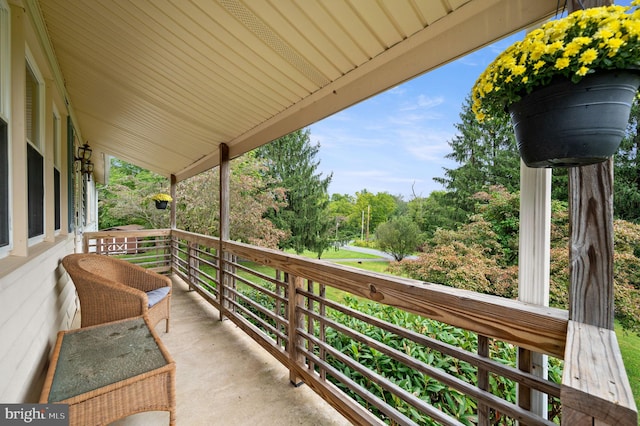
[62,253,171,332]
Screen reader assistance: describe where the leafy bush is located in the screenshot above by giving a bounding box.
[392,186,640,335]
[322,297,561,425]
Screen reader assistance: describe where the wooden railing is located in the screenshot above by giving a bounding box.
[83,229,172,273]
[83,229,637,425]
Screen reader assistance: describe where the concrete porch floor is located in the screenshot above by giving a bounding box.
[111,275,352,426]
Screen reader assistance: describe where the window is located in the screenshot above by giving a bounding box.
[0,1,9,253]
[0,119,7,248]
[27,143,44,238]
[53,111,61,232]
[67,119,76,232]
[26,63,44,241]
[0,0,8,116]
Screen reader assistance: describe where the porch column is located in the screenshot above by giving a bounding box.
[518,162,551,420]
[170,174,176,229]
[218,143,230,320]
[567,160,615,327]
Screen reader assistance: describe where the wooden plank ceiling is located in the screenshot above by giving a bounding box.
[34,0,559,183]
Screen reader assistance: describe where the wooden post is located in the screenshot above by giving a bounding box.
[188,241,199,290]
[170,174,176,230]
[477,335,490,426]
[288,274,305,386]
[218,143,230,320]
[169,174,177,271]
[568,160,614,328]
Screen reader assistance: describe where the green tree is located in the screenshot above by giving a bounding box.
[375,216,422,261]
[98,159,170,229]
[615,99,640,223]
[255,129,333,257]
[350,190,399,241]
[406,191,465,240]
[176,154,288,248]
[434,96,520,214]
[328,193,359,244]
[390,186,640,334]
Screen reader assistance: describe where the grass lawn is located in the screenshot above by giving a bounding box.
[284,248,381,260]
[615,322,640,413]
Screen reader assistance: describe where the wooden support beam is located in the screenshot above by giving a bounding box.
[288,274,305,386]
[170,174,176,230]
[568,160,614,329]
[218,143,230,320]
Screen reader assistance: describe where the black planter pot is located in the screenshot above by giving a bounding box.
[155,200,168,210]
[508,70,640,168]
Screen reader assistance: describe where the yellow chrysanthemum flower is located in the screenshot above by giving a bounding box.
[595,28,614,40]
[554,57,570,70]
[579,48,598,65]
[546,41,564,55]
[511,65,526,76]
[563,41,582,57]
[606,38,625,52]
[576,66,590,76]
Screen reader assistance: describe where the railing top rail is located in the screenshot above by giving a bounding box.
[85,229,172,238]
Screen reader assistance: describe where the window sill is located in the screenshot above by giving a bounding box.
[0,234,73,280]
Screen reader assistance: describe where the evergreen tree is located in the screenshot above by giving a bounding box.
[406,191,465,240]
[615,99,640,223]
[434,96,520,214]
[256,129,333,257]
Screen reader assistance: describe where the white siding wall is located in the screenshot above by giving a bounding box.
[0,236,77,402]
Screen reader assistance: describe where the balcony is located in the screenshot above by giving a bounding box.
[83,229,637,426]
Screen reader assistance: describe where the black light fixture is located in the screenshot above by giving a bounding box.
[84,161,94,181]
[76,142,92,162]
[75,142,94,180]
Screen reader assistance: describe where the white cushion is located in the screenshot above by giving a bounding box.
[146,287,170,307]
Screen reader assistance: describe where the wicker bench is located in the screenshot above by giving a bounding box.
[40,317,176,425]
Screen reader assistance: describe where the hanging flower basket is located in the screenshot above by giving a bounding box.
[155,200,169,210]
[508,70,640,167]
[471,3,640,168]
[151,193,172,210]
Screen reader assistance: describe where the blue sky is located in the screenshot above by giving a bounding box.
[309,37,517,200]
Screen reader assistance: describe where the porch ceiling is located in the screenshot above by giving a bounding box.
[34,0,558,184]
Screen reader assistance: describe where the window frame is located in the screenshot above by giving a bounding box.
[0,0,11,259]
[25,53,45,245]
[53,107,61,233]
